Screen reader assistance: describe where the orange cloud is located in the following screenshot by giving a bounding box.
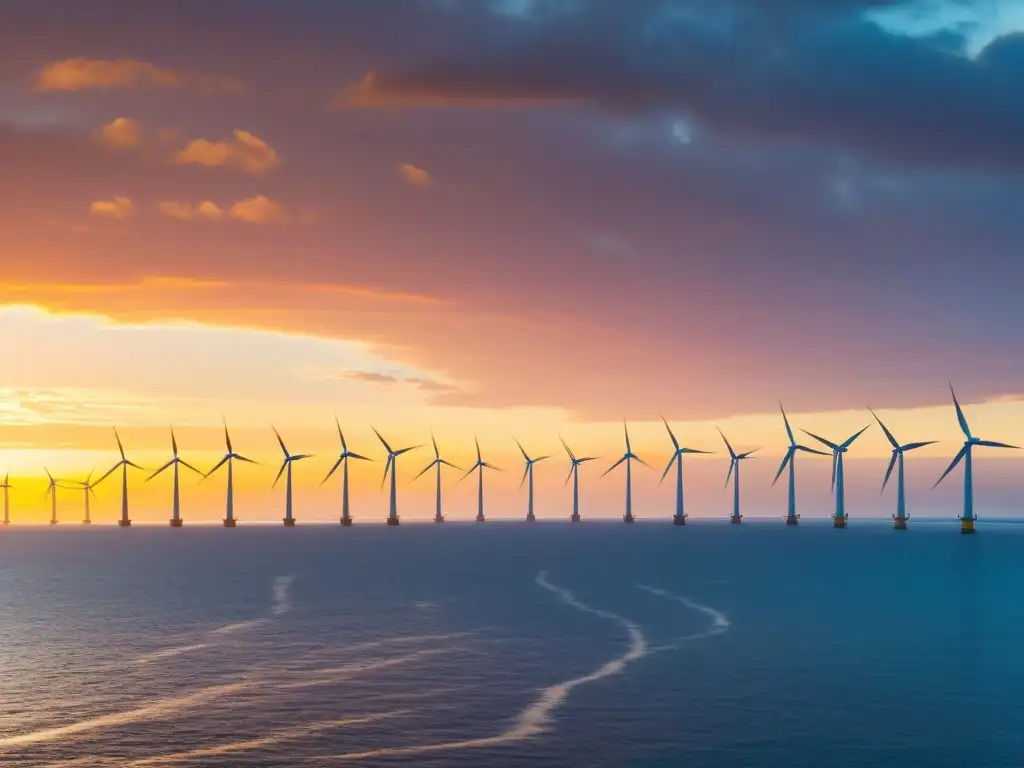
[398,163,433,187]
[35,57,243,94]
[157,200,225,221]
[340,71,582,109]
[230,195,286,224]
[174,130,280,174]
[94,117,141,149]
[89,196,133,219]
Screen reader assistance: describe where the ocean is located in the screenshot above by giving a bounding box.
[0,520,1022,767]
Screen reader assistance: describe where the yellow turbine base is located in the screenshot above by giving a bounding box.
[833,516,847,528]
[961,518,976,534]
[894,518,907,530]
[223,519,237,528]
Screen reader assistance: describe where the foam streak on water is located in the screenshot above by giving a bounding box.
[637,584,731,649]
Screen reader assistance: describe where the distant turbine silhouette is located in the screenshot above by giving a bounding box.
[603,422,650,523]
[204,422,256,527]
[870,408,936,530]
[94,428,143,527]
[720,428,758,523]
[147,428,202,527]
[660,416,711,526]
[374,427,419,526]
[272,427,311,527]
[515,438,549,522]
[803,424,871,528]
[322,418,371,526]
[43,468,60,525]
[772,405,828,526]
[934,384,1017,534]
[0,473,11,525]
[561,435,597,523]
[68,470,99,524]
[414,432,461,523]
[460,434,501,522]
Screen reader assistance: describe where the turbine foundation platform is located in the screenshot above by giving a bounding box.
[283,518,296,527]
[961,518,976,534]
[833,516,847,529]
[785,516,799,526]
[526,514,536,523]
[82,519,92,525]
[223,518,237,528]
[49,520,57,525]
[340,517,353,526]
[118,519,131,527]
[673,515,687,526]
[170,518,183,527]
[476,515,486,523]
[1,520,8,526]
[386,517,400,526]
[623,515,635,524]
[570,514,581,523]
[730,515,742,524]
[434,515,445,523]
[894,517,908,530]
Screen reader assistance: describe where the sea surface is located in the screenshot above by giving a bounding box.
[0,520,1023,767]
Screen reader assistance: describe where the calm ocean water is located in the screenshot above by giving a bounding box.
[0,520,1022,767]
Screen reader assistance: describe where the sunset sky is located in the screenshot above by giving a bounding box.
[2,0,1024,523]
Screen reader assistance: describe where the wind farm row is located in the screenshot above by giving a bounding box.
[2,386,1011,534]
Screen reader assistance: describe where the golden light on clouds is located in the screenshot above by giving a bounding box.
[157,200,225,221]
[174,130,281,174]
[398,163,434,187]
[35,57,245,94]
[95,117,141,149]
[230,195,286,224]
[89,196,134,219]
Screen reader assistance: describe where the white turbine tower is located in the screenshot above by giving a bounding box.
[147,428,202,527]
[95,428,143,527]
[272,427,311,527]
[413,432,461,523]
[461,434,501,522]
[204,422,256,527]
[934,384,1017,534]
[660,416,711,526]
[68,471,99,524]
[322,417,371,526]
[44,469,60,525]
[870,408,936,530]
[514,438,549,523]
[773,405,828,526]
[603,422,651,523]
[374,427,419,526]
[0,473,12,525]
[560,435,596,523]
[720,428,757,524]
[803,425,870,528]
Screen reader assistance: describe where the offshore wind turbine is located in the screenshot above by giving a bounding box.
[321,417,371,525]
[460,434,501,522]
[720,428,758,524]
[660,416,711,525]
[935,384,1017,534]
[272,427,311,527]
[204,422,256,527]
[147,428,202,527]
[413,432,460,523]
[0,473,11,525]
[773,406,829,526]
[94,428,144,527]
[68,471,98,524]
[803,424,871,528]
[561,435,597,523]
[515,438,549,523]
[603,422,651,523]
[44,469,60,525]
[871,408,936,530]
[374,427,419,526]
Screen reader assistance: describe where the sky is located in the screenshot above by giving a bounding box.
[1,0,1024,523]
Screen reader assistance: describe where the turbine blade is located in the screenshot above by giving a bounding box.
[950,383,973,440]
[179,459,203,476]
[348,452,372,462]
[724,459,734,489]
[439,459,461,470]
[432,431,440,460]
[881,452,898,493]
[578,456,598,463]
[840,425,871,449]
[534,455,551,462]
[934,445,968,488]
[780,403,796,446]
[292,454,313,461]
[680,447,713,454]
[126,460,144,471]
[661,415,679,451]
[772,448,793,487]
[633,455,653,470]
[203,455,230,480]
[514,436,530,462]
[623,420,632,454]
[334,414,345,451]
[559,434,576,462]
[519,464,530,489]
[482,462,502,471]
[976,440,1019,449]
[394,445,421,456]
[371,426,393,455]
[171,427,179,457]
[802,430,839,451]
[738,449,759,459]
[601,455,627,477]
[564,465,574,487]
[716,427,737,460]
[145,460,174,482]
[321,457,344,485]
[474,433,482,463]
[412,461,436,482]
[900,441,937,452]
[273,426,288,458]
[381,455,393,489]
[795,445,830,456]
[272,461,288,489]
[458,464,478,484]
[831,452,837,492]
[224,420,233,453]
[234,454,257,465]
[869,408,899,449]
[114,427,125,460]
[94,463,120,487]
[659,453,677,485]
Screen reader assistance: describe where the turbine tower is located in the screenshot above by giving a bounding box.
[322,418,371,526]
[720,428,757,524]
[0,473,11,525]
[560,435,596,523]
[272,427,311,527]
[95,428,143,527]
[603,422,650,523]
[871,408,936,530]
[773,405,828,526]
[461,434,501,522]
[44,469,60,525]
[660,416,711,526]
[147,428,202,527]
[204,422,256,527]
[935,384,1017,534]
[374,427,419,526]
[413,432,460,523]
[803,424,870,528]
[68,471,98,524]
[514,438,549,523]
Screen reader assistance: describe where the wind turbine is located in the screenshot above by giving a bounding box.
[560,435,596,523]
[147,428,202,527]
[0,473,11,525]
[322,417,371,525]
[68,471,99,524]
[660,416,711,525]
[772,405,829,526]
[374,427,419,526]
[272,427,311,527]
[803,424,871,528]
[935,384,1017,534]
[44,469,60,525]
[720,428,757,523]
[515,438,549,522]
[460,434,501,522]
[870,408,936,530]
[94,428,144,527]
[413,432,460,523]
[204,422,256,527]
[603,422,650,523]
